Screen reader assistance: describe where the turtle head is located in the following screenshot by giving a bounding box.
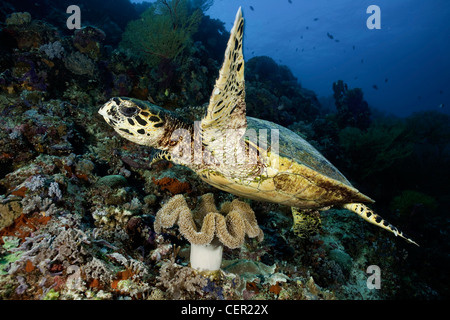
[98,97,167,147]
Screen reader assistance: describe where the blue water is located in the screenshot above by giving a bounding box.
[133,0,450,117]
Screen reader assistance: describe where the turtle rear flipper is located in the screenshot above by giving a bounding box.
[343,203,419,246]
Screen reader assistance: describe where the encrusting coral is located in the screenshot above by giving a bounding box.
[154,193,263,272]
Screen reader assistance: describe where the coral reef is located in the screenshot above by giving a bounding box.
[333,80,371,130]
[0,3,447,302]
[245,56,321,126]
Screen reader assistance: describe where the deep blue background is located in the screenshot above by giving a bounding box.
[132,0,450,118]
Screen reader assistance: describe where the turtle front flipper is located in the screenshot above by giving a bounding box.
[200,7,246,150]
[150,151,172,166]
[343,203,419,246]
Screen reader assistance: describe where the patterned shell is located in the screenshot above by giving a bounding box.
[241,116,374,208]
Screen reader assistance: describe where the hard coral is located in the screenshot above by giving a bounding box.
[0,198,23,230]
[157,259,208,299]
[5,12,31,26]
[64,52,96,77]
[73,26,106,60]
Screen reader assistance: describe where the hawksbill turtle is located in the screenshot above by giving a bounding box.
[98,8,418,246]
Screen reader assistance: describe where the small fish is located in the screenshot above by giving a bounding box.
[438,103,444,108]
[306,26,309,30]
[440,90,443,94]
[300,35,303,39]
[385,78,388,83]
[335,39,340,43]
[372,85,378,90]
[250,5,254,11]
[288,0,292,4]
[361,59,364,64]
[296,48,298,52]
[352,45,355,50]
[314,18,319,21]
[327,32,334,39]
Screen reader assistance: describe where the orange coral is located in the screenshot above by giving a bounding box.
[76,173,89,181]
[1,152,13,160]
[269,282,282,295]
[11,186,28,197]
[246,281,259,294]
[152,176,191,194]
[0,213,51,244]
[111,269,134,290]
[25,260,35,273]
[88,278,101,289]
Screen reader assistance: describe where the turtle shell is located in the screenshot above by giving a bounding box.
[199,117,374,209]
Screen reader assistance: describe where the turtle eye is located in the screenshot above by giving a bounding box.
[119,106,138,117]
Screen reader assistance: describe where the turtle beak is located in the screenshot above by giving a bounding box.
[98,99,119,120]
[98,106,107,118]
[98,103,109,118]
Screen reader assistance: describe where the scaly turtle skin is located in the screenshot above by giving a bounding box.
[98,8,418,246]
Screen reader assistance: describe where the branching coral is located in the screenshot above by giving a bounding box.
[154,193,264,272]
[156,258,208,299]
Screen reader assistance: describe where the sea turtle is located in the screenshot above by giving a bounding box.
[98,8,418,246]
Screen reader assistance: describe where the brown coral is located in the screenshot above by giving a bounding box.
[154,193,263,249]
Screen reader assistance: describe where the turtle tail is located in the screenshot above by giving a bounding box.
[343,203,419,246]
